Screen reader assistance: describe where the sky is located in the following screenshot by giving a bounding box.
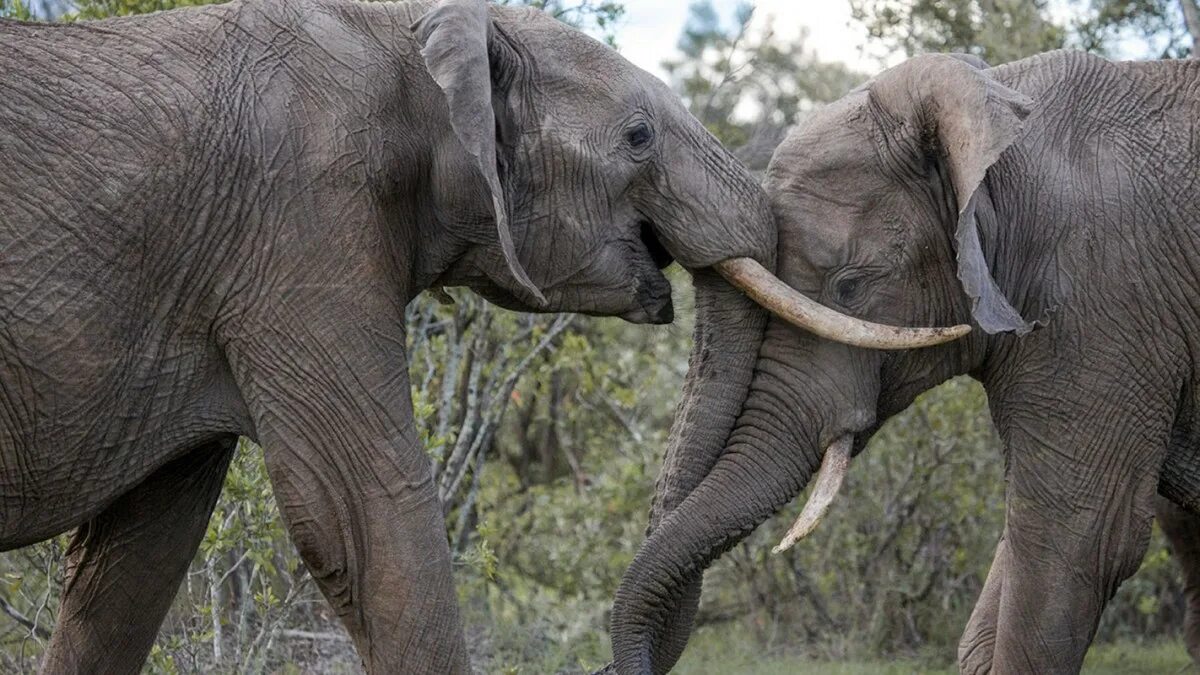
[608,0,1167,83]
[613,0,892,82]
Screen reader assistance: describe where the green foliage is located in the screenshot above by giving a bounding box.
[850,0,1067,64]
[1083,639,1196,674]
[0,0,33,19]
[1075,0,1200,57]
[663,1,865,154]
[71,0,213,19]
[851,0,1200,63]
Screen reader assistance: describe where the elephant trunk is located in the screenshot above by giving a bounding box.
[633,270,770,670]
[610,376,824,674]
[648,272,768,528]
[610,318,872,674]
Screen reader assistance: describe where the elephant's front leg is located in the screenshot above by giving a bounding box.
[42,438,236,675]
[230,322,468,675]
[986,370,1173,674]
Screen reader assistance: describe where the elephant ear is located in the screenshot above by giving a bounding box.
[874,55,1036,335]
[412,0,546,307]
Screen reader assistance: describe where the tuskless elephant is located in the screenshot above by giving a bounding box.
[605,51,1200,674]
[0,0,968,672]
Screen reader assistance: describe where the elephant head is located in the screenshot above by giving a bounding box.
[608,54,1035,673]
[409,1,977,340]
[411,0,745,323]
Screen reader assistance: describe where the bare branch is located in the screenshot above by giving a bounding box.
[0,596,50,641]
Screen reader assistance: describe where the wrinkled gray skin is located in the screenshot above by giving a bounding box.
[608,51,1200,674]
[0,0,775,672]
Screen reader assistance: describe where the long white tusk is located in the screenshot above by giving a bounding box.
[773,436,853,554]
[715,258,971,350]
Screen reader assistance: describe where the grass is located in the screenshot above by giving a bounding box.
[672,623,1196,674]
[1084,641,1194,675]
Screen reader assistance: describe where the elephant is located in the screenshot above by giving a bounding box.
[0,0,975,671]
[605,50,1200,674]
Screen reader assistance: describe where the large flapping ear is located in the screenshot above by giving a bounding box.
[413,0,546,307]
[872,55,1036,335]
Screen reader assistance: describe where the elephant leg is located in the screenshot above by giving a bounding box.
[1155,495,1200,665]
[986,378,1169,674]
[41,438,236,675]
[992,477,1156,674]
[261,442,464,674]
[958,535,1009,675]
[993,413,1171,662]
[228,317,468,674]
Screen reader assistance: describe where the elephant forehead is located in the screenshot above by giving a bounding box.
[494,5,658,100]
[770,94,875,185]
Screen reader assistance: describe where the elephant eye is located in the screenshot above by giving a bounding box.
[626,123,654,149]
[835,276,862,303]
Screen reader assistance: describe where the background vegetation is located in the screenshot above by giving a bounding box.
[2,0,1199,672]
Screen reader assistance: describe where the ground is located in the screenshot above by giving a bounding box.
[673,626,1194,674]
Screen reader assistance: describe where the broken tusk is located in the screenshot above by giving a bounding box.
[773,436,853,554]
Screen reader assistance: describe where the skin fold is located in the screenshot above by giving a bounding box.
[0,0,778,672]
[607,51,1200,674]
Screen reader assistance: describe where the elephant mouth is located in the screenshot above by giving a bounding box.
[611,220,674,325]
[631,270,674,325]
[639,220,674,270]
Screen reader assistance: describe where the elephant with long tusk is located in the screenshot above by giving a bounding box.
[608,50,1200,675]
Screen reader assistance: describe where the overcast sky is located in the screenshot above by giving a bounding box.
[613,0,892,82]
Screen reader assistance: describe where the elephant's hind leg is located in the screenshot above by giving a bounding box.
[41,437,236,675]
[1155,495,1200,666]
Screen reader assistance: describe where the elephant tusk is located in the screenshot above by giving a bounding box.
[773,436,853,554]
[715,258,972,350]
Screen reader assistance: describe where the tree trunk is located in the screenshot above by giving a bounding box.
[1183,0,1200,56]
[208,558,224,666]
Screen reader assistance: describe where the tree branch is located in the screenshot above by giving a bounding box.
[0,596,50,641]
